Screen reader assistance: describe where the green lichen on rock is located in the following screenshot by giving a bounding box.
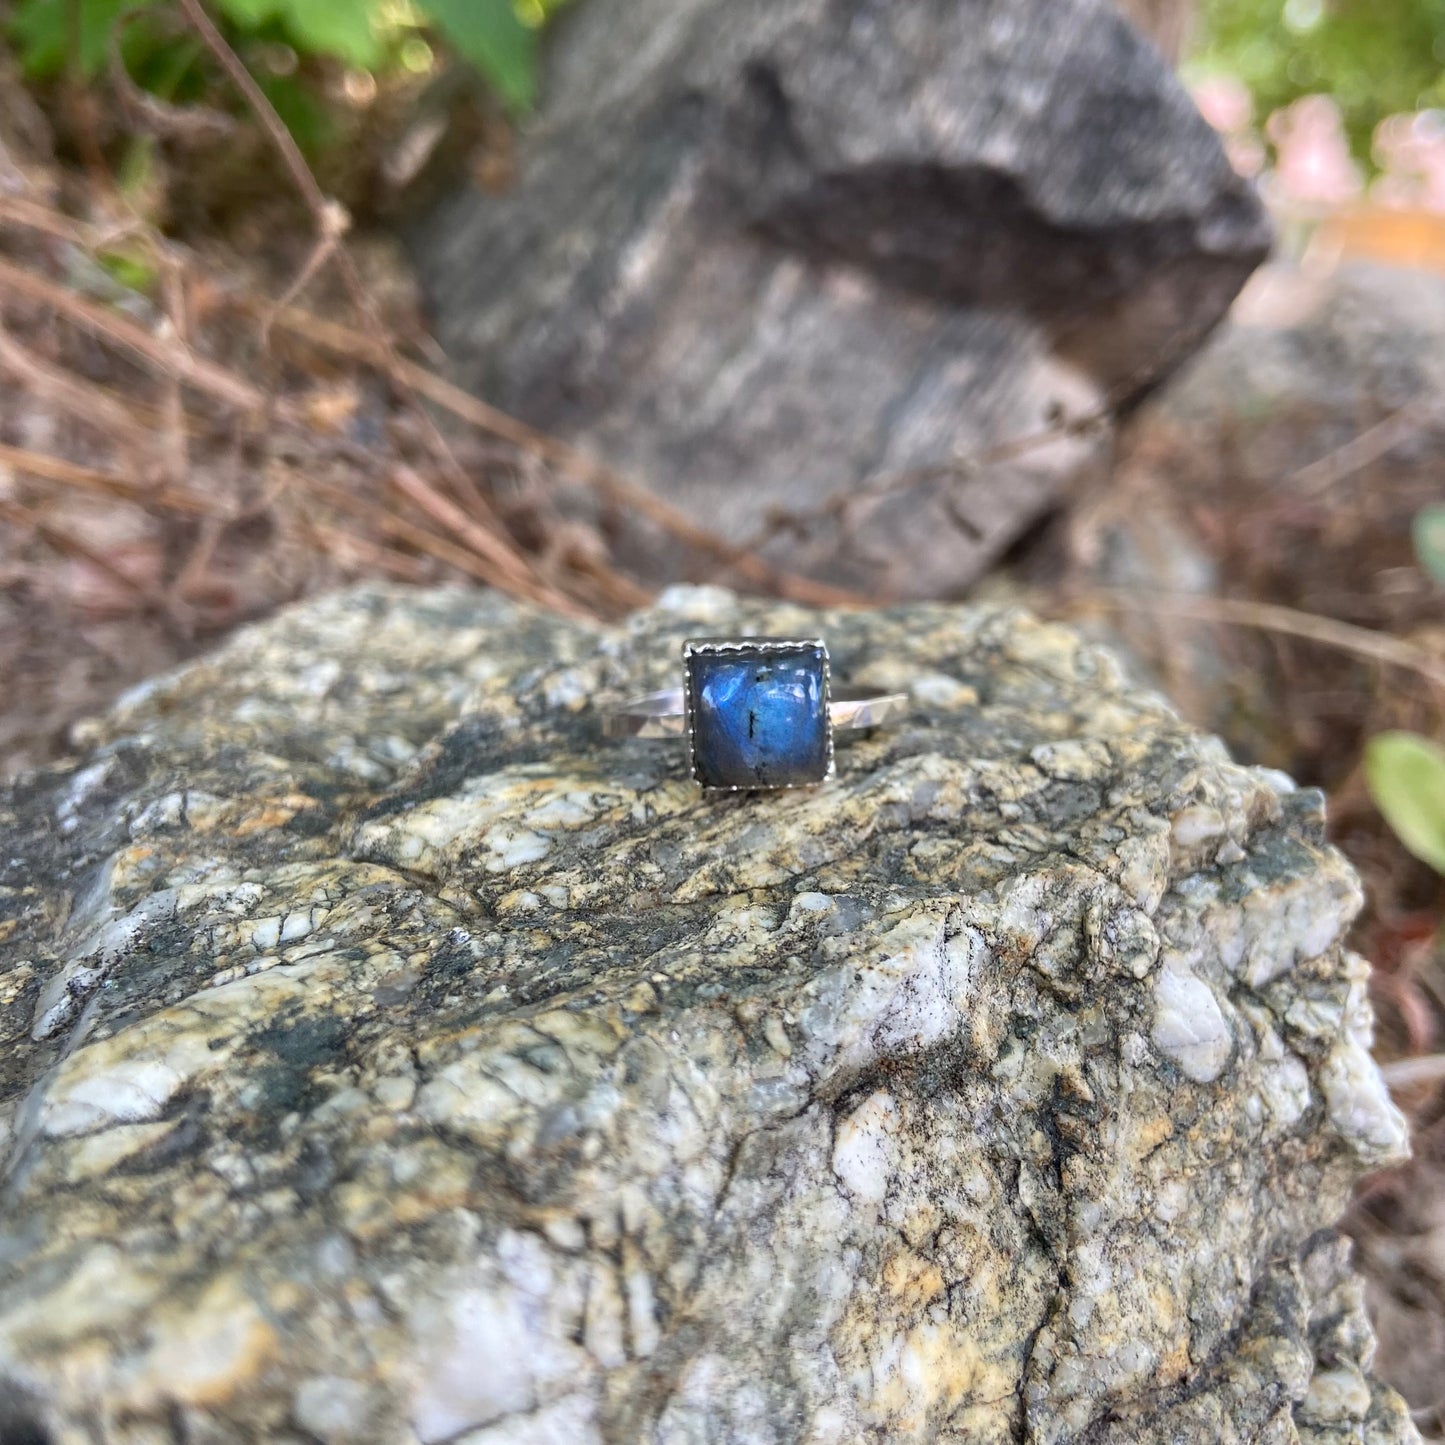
[0,585,1418,1443]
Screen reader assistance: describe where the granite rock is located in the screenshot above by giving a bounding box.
[0,584,1417,1444]
[408,0,1270,598]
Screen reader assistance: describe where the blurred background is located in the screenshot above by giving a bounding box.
[0,0,1442,1433]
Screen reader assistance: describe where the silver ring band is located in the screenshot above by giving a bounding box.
[602,686,910,740]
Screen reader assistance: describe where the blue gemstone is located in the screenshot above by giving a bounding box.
[687,643,830,789]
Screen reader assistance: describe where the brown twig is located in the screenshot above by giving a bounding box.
[537,524,654,613]
[0,228,611,617]
[63,0,118,207]
[0,316,153,457]
[258,301,866,608]
[109,6,237,144]
[1085,590,1445,692]
[156,253,193,492]
[255,211,347,357]
[0,194,95,247]
[304,520,435,583]
[0,253,266,413]
[0,441,214,515]
[1292,394,1441,498]
[165,513,225,624]
[387,463,560,596]
[0,182,863,611]
[1378,1054,1445,1089]
[172,0,535,567]
[296,471,587,618]
[0,496,156,604]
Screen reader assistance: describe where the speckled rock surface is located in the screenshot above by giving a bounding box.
[0,584,1418,1444]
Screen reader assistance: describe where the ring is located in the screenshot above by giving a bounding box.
[603,638,908,792]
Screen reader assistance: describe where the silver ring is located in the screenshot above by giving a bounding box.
[603,638,908,792]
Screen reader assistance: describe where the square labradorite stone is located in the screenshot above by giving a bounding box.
[686,642,830,790]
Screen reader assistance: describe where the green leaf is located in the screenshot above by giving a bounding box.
[257,71,335,154]
[278,0,383,70]
[215,0,287,26]
[423,0,538,110]
[1413,505,1445,586]
[123,30,205,103]
[9,0,139,77]
[98,247,160,296]
[1364,731,1445,874]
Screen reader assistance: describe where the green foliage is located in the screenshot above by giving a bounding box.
[423,0,537,110]
[1414,504,1445,585]
[1190,0,1445,168]
[246,0,384,71]
[10,0,136,76]
[1364,730,1445,873]
[9,0,553,134]
[97,246,161,294]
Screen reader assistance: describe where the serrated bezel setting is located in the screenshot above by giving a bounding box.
[682,637,835,793]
